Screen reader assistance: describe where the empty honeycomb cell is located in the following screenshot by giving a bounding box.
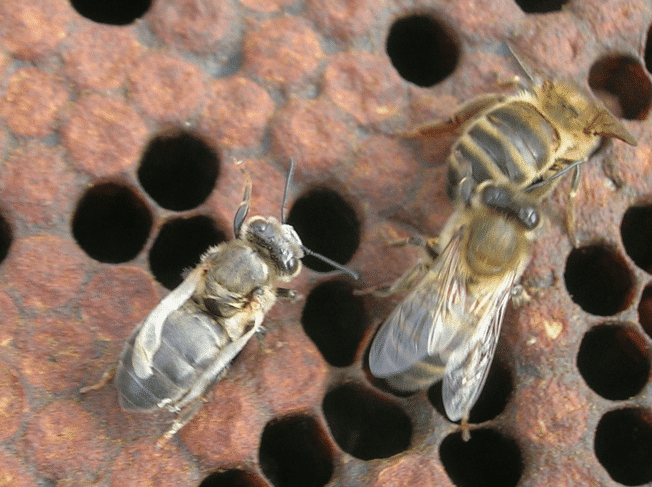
[513,0,567,13]
[72,182,152,264]
[594,408,652,486]
[385,14,460,87]
[621,203,652,274]
[322,382,412,460]
[0,211,12,264]
[563,244,634,316]
[576,323,650,401]
[149,215,227,289]
[200,469,268,487]
[70,0,151,25]
[138,130,220,212]
[428,359,512,425]
[300,279,368,367]
[646,24,652,76]
[439,428,523,487]
[588,55,652,120]
[286,187,360,273]
[258,414,333,487]
[638,285,652,340]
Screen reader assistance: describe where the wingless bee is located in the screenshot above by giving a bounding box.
[368,182,541,437]
[81,160,358,445]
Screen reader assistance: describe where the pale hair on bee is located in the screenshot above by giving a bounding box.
[80,159,358,446]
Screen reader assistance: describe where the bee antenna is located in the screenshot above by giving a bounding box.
[281,159,295,224]
[301,245,359,280]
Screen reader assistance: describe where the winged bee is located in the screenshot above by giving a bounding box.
[367,182,541,436]
[81,160,358,445]
[412,64,636,242]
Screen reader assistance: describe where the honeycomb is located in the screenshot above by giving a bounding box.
[1,0,652,486]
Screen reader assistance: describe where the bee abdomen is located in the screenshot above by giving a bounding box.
[449,101,558,198]
[116,309,227,412]
[383,355,446,393]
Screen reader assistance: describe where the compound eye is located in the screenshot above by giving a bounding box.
[284,256,300,276]
[519,206,540,229]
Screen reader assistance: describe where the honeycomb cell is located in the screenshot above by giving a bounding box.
[70,0,151,25]
[386,14,460,87]
[621,204,652,274]
[286,188,360,273]
[72,182,152,263]
[259,414,333,487]
[577,323,650,401]
[588,55,652,121]
[0,210,12,264]
[428,359,512,425]
[646,24,652,76]
[138,130,220,212]
[301,279,368,367]
[513,0,566,13]
[594,408,652,486]
[439,429,523,487]
[322,382,411,460]
[638,285,652,340]
[149,215,227,289]
[199,469,268,487]
[564,244,634,316]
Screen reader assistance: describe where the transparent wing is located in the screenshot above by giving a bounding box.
[442,267,517,422]
[369,229,469,379]
[132,263,207,379]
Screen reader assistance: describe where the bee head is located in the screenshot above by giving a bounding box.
[243,216,304,280]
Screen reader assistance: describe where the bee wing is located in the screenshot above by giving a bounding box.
[442,266,516,422]
[132,263,207,379]
[369,229,468,379]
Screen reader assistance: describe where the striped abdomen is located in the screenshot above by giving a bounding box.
[447,101,560,201]
[115,307,227,412]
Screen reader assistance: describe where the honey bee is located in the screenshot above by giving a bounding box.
[412,67,636,241]
[367,182,541,436]
[81,160,358,445]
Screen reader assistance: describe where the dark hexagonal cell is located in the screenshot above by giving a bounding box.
[149,215,227,289]
[577,323,650,401]
[595,408,652,486]
[286,187,360,273]
[70,0,151,25]
[138,130,220,212]
[0,211,12,265]
[513,0,567,13]
[440,428,523,487]
[637,284,652,341]
[322,382,411,460]
[428,359,513,425]
[259,414,333,487]
[386,14,460,87]
[621,203,652,274]
[199,469,268,487]
[72,182,153,263]
[564,244,635,316]
[589,55,652,121]
[301,279,368,367]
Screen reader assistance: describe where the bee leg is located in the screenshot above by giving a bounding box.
[156,400,204,449]
[461,417,471,442]
[565,164,581,247]
[79,363,116,394]
[233,161,253,238]
[276,287,298,300]
[356,260,431,298]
